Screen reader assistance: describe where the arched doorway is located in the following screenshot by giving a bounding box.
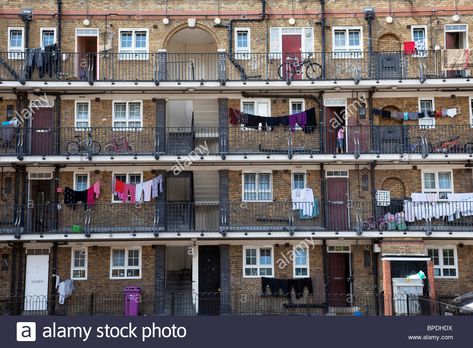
[165,27,218,80]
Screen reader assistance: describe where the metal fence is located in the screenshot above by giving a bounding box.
[0,292,468,316]
[0,50,469,83]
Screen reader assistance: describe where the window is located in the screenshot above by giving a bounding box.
[290,99,305,131]
[74,173,89,191]
[110,247,141,279]
[119,29,148,59]
[8,28,24,59]
[327,245,351,253]
[243,247,274,277]
[293,246,309,277]
[418,98,435,128]
[40,28,56,49]
[292,172,306,190]
[75,101,90,128]
[332,27,363,58]
[427,247,458,278]
[422,170,452,200]
[411,26,427,56]
[470,97,473,128]
[71,248,87,280]
[243,173,272,201]
[113,101,142,128]
[112,173,142,202]
[235,28,250,59]
[240,99,270,130]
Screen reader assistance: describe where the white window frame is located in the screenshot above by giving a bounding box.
[112,101,143,129]
[243,246,274,278]
[74,101,91,129]
[427,246,458,279]
[118,28,149,60]
[242,171,273,202]
[418,98,435,128]
[327,245,351,253]
[469,97,473,128]
[332,26,363,59]
[110,247,142,279]
[289,99,305,131]
[234,27,251,59]
[240,99,271,131]
[112,172,143,203]
[73,172,90,191]
[421,169,454,200]
[40,27,57,49]
[411,25,428,57]
[291,171,307,190]
[444,24,469,49]
[71,248,88,280]
[293,246,309,278]
[8,27,24,59]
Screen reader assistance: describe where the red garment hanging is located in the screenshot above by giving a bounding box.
[403,41,416,55]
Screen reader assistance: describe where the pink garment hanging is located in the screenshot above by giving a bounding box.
[122,183,136,204]
[87,187,95,205]
[93,181,101,199]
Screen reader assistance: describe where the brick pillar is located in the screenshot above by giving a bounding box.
[157,49,167,81]
[382,260,393,316]
[155,99,166,155]
[219,245,231,315]
[427,260,437,314]
[154,245,166,315]
[217,48,227,85]
[218,98,228,155]
[219,170,229,233]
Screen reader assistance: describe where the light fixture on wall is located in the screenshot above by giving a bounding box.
[162,17,170,25]
[214,17,221,25]
[288,18,296,26]
[83,18,90,27]
[385,16,393,24]
[452,14,460,22]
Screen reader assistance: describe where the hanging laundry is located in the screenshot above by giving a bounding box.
[303,108,317,133]
[93,181,101,199]
[403,41,416,55]
[143,180,153,202]
[87,186,95,206]
[135,182,144,202]
[122,184,136,204]
[446,108,457,117]
[64,187,88,210]
[152,175,164,198]
[292,188,317,218]
[229,108,240,125]
[289,111,307,132]
[114,179,125,194]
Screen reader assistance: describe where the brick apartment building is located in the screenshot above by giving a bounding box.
[1,0,473,316]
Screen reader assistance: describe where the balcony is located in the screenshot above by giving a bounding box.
[0,50,469,84]
[2,124,473,159]
[2,199,473,237]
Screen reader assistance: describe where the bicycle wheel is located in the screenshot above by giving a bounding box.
[361,222,371,231]
[277,62,295,81]
[104,143,115,154]
[378,222,389,231]
[90,141,101,155]
[464,142,473,154]
[394,143,405,154]
[66,141,80,155]
[125,144,135,154]
[306,62,323,80]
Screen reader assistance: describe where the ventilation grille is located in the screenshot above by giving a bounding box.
[28,172,53,180]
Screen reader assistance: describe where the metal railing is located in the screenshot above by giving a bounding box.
[1,292,466,316]
[1,50,470,83]
[3,198,472,236]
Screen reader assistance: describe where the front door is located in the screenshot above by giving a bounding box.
[325,106,345,154]
[29,180,52,234]
[326,175,349,230]
[31,107,53,156]
[76,34,98,80]
[327,252,351,307]
[24,254,49,311]
[445,27,468,77]
[282,34,302,80]
[198,246,220,315]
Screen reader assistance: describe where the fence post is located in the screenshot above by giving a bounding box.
[157,49,168,82]
[217,49,227,85]
[89,293,95,315]
[406,294,410,316]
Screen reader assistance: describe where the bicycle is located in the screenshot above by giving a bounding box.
[66,132,101,156]
[361,216,390,231]
[395,136,432,154]
[104,135,135,154]
[432,136,461,153]
[277,53,322,81]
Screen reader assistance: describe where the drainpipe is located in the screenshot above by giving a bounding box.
[322,238,329,314]
[372,239,380,315]
[20,9,33,50]
[57,0,62,75]
[49,242,58,315]
[364,8,375,79]
[16,243,24,315]
[214,0,267,79]
[320,0,326,79]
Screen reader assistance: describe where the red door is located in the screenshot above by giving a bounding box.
[31,107,53,156]
[327,253,350,307]
[326,177,349,230]
[282,34,302,80]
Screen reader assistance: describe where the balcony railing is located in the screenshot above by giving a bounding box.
[0,50,469,83]
[3,124,473,158]
[2,199,473,237]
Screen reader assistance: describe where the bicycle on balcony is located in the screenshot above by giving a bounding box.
[395,136,432,154]
[361,216,390,231]
[277,53,323,81]
[104,135,135,154]
[66,132,101,156]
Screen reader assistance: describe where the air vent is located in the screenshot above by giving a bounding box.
[28,172,53,180]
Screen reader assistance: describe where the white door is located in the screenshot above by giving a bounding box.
[24,254,49,311]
